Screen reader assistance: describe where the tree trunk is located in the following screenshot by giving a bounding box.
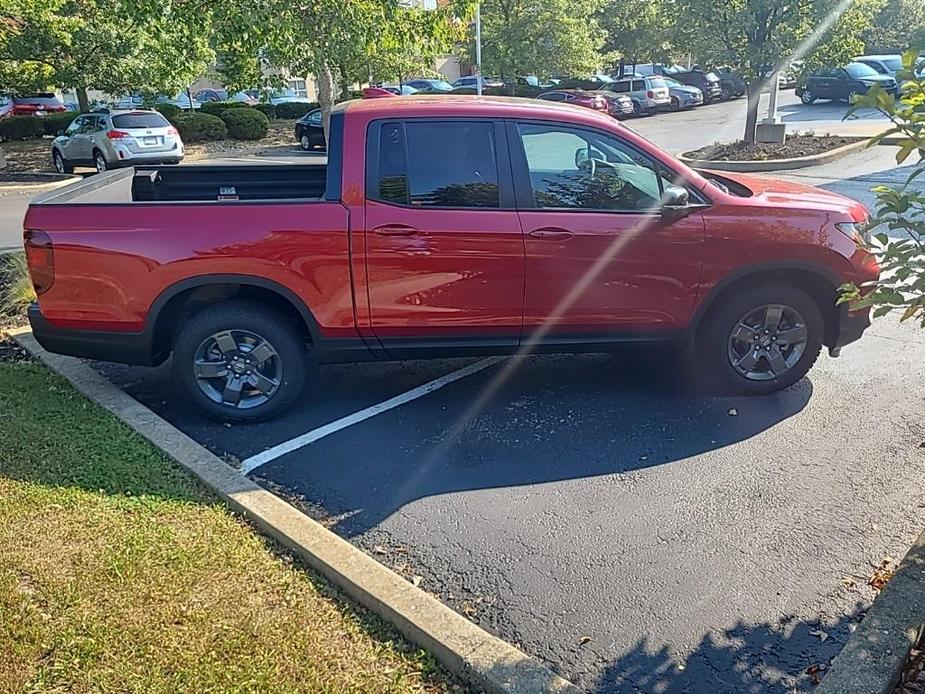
[743,81,762,144]
[317,65,337,142]
[76,87,90,112]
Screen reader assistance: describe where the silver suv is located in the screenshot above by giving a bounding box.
[51,109,184,173]
[598,76,671,115]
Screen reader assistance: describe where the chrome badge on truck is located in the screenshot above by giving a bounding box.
[218,185,238,201]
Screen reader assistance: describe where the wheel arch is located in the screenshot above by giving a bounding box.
[146,275,322,363]
[686,262,841,348]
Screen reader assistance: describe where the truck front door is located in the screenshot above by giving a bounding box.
[363,119,525,353]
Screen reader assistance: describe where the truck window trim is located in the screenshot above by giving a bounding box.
[505,119,710,213]
[364,117,516,211]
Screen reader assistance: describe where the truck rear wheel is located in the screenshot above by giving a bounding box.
[696,284,823,395]
[173,301,308,422]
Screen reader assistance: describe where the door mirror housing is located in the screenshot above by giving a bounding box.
[661,185,691,219]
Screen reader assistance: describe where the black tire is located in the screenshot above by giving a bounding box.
[800,89,816,105]
[721,86,733,101]
[300,133,312,151]
[668,96,680,112]
[52,149,73,174]
[173,300,309,422]
[696,283,824,395]
[92,149,108,173]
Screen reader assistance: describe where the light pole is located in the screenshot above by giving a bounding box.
[475,2,482,96]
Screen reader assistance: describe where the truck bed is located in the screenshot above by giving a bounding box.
[32,164,328,205]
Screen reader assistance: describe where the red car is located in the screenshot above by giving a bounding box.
[536,89,609,112]
[6,93,67,117]
[24,96,877,421]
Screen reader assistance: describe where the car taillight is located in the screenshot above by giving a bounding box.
[647,90,654,98]
[106,130,130,139]
[24,229,54,295]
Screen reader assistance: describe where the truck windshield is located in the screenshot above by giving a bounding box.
[112,113,170,129]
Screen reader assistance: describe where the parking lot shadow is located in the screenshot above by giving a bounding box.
[257,348,814,537]
[592,603,865,693]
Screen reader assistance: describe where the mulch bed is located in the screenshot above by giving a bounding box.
[0,119,298,174]
[0,172,69,184]
[686,135,864,162]
[895,632,925,694]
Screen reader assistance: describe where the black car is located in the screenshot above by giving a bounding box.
[712,66,747,99]
[796,62,898,104]
[294,108,325,151]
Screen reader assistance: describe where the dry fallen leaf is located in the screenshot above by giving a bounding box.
[372,545,388,555]
[806,665,823,685]
[579,636,592,646]
[411,575,423,587]
[869,559,896,591]
[810,629,829,642]
[728,408,738,416]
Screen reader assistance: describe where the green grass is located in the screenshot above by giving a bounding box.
[0,360,456,693]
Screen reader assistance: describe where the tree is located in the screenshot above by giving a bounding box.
[678,0,882,143]
[0,0,213,110]
[477,0,606,80]
[597,0,677,70]
[861,0,925,53]
[215,0,468,135]
[840,51,925,328]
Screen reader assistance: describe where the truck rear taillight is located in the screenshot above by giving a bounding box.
[24,229,54,295]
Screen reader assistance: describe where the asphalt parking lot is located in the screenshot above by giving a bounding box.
[97,312,925,693]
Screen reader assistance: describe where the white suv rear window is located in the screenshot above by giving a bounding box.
[112,113,169,129]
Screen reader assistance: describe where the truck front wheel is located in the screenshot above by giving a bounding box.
[696,284,824,395]
[173,301,308,422]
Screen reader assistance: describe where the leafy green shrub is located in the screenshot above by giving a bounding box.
[275,101,317,119]
[201,100,250,116]
[840,49,925,328]
[221,108,268,140]
[0,116,46,141]
[155,103,181,121]
[40,112,80,136]
[173,112,227,142]
[253,103,277,119]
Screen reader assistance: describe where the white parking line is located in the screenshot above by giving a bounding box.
[240,356,505,474]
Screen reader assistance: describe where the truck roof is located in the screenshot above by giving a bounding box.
[334,94,621,128]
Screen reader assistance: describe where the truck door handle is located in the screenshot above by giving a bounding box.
[373,224,419,236]
[529,227,574,240]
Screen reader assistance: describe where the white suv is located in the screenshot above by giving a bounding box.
[598,76,671,115]
[51,109,184,173]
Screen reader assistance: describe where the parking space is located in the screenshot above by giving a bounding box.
[96,313,925,693]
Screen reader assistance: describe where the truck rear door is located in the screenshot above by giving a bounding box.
[362,118,525,352]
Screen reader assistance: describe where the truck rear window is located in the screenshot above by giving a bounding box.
[112,113,169,129]
[374,121,500,208]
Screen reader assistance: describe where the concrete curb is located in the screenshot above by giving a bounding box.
[816,529,925,693]
[0,173,81,192]
[9,327,581,694]
[679,139,870,172]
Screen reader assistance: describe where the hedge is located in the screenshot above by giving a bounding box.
[173,112,227,142]
[221,108,268,140]
[274,101,318,119]
[253,103,277,119]
[155,103,181,121]
[201,100,251,116]
[41,111,80,136]
[0,116,46,141]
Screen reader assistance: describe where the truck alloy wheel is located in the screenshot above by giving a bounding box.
[726,304,808,381]
[194,329,282,409]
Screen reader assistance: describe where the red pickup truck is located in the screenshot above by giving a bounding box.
[24,96,878,421]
